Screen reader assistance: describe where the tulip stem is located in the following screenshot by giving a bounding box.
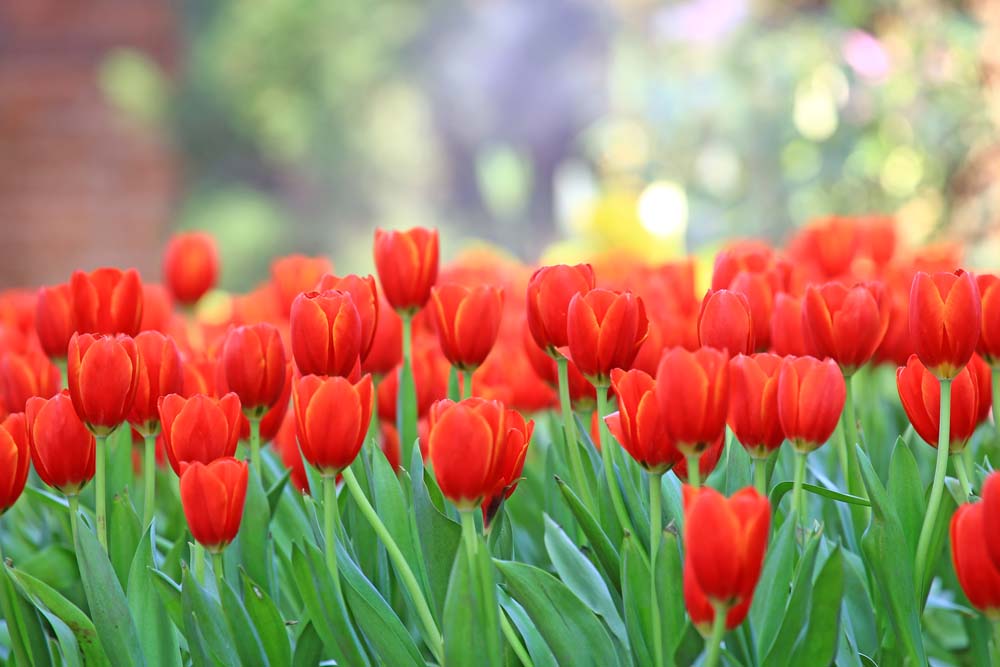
[993,368,1000,440]
[192,544,205,584]
[953,453,974,502]
[462,369,474,399]
[399,312,418,467]
[915,378,952,597]
[341,467,443,661]
[752,457,767,496]
[685,453,701,489]
[649,473,664,667]
[212,552,225,596]
[95,434,108,552]
[703,602,728,667]
[323,476,343,595]
[447,366,460,402]
[248,417,262,475]
[557,357,596,513]
[143,434,157,527]
[460,510,477,566]
[67,494,80,551]
[792,450,807,527]
[992,620,1000,662]
[500,611,534,667]
[597,384,635,537]
[367,376,381,447]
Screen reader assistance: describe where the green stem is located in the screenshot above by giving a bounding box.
[597,384,635,536]
[95,434,108,552]
[143,434,157,527]
[843,373,860,451]
[993,621,1000,663]
[447,366,460,402]
[649,473,664,667]
[915,378,953,596]
[557,357,596,513]
[500,612,534,667]
[462,369,474,399]
[68,495,80,551]
[954,453,974,502]
[685,452,701,489]
[792,450,807,526]
[703,602,728,667]
[753,457,767,496]
[0,535,32,667]
[460,510,478,566]
[341,467,443,661]
[323,476,343,595]
[212,552,225,596]
[399,313,417,466]
[249,417,262,474]
[192,544,205,584]
[993,369,1000,440]
[367,376,381,447]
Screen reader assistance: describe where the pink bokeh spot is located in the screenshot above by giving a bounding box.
[843,30,891,81]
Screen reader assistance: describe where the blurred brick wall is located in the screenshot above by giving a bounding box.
[0,0,177,289]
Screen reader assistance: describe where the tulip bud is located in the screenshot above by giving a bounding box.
[159,393,242,475]
[977,274,1000,367]
[218,323,287,418]
[271,254,334,318]
[727,353,784,459]
[290,290,362,378]
[566,289,648,384]
[656,347,728,457]
[374,227,440,314]
[526,264,595,356]
[698,289,754,357]
[801,281,890,375]
[26,392,96,495]
[777,356,845,452]
[896,354,979,454]
[35,283,74,359]
[950,497,1000,618]
[67,332,141,436]
[362,296,402,377]
[605,368,678,473]
[429,284,504,371]
[0,413,30,513]
[293,374,373,476]
[316,274,380,362]
[128,331,184,437]
[179,457,249,553]
[0,350,61,413]
[769,294,807,357]
[70,267,143,336]
[909,270,981,379]
[163,232,219,305]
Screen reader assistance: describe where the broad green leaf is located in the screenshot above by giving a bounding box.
[555,476,621,590]
[370,445,429,598]
[761,532,820,666]
[266,469,291,519]
[219,577,271,666]
[789,547,844,666]
[768,481,870,509]
[444,538,502,667]
[240,467,273,595]
[497,588,558,667]
[658,531,685,662]
[181,568,239,665]
[412,448,461,620]
[240,570,292,667]
[127,525,180,667]
[149,569,184,632]
[110,492,142,590]
[749,512,797,656]
[887,437,924,561]
[487,507,515,561]
[291,622,323,667]
[620,535,658,667]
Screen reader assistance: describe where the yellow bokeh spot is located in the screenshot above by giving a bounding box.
[637,181,689,239]
[881,146,924,197]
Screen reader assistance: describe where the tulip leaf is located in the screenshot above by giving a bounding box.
[74,513,146,667]
[291,622,324,667]
[0,552,54,667]
[413,450,462,620]
[555,475,621,590]
[497,588,559,667]
[127,524,181,667]
[218,575,271,666]
[749,510,798,655]
[240,569,293,667]
[342,451,384,589]
[487,506,515,561]
[148,568,184,632]
[789,546,844,666]
[110,491,142,590]
[266,469,292,518]
[620,534,661,667]
[444,534,502,667]
[497,559,624,667]
[887,437,924,561]
[240,467,274,595]
[761,531,821,667]
[181,568,239,665]
[768,481,871,509]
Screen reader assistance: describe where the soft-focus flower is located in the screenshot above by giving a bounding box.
[656,347,728,456]
[909,270,981,379]
[729,270,776,351]
[159,393,242,475]
[526,264,595,356]
[67,332,140,435]
[271,255,334,317]
[218,323,287,418]
[522,321,594,408]
[376,338,449,423]
[290,290,361,378]
[179,458,248,553]
[0,350,60,413]
[977,274,1000,367]
[950,498,1000,618]
[293,374,373,476]
[727,353,784,459]
[429,284,504,371]
[970,353,992,427]
[140,284,174,333]
[777,356,845,452]
[35,283,74,359]
[26,392,96,494]
[605,368,678,473]
[163,232,219,305]
[769,294,807,357]
[70,267,143,336]
[273,409,309,495]
[362,296,402,377]
[982,473,1000,571]
[896,354,979,453]
[698,289,754,357]
[801,282,890,374]
[672,434,724,483]
[316,274,380,362]
[374,227,439,313]
[0,413,30,513]
[128,331,184,437]
[238,363,292,442]
[566,289,648,384]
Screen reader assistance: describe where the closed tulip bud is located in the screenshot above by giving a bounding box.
[566,289,648,384]
[0,413,30,513]
[238,362,292,442]
[727,353,784,459]
[70,267,143,336]
[0,350,61,413]
[271,254,334,317]
[159,393,242,475]
[729,270,776,350]
[977,274,1000,366]
[777,356,845,452]
[67,332,140,435]
[873,287,914,367]
[293,374,373,476]
[698,289,754,357]
[896,354,979,454]
[970,353,993,426]
[428,398,533,513]
[430,284,504,371]
[605,368,679,473]
[316,274,380,361]
[672,434,724,483]
[26,392,96,494]
[374,227,439,313]
[526,264,596,356]
[179,457,248,553]
[35,283,74,359]
[163,232,219,305]
[128,331,184,437]
[982,473,1000,570]
[801,281,891,374]
[376,338,450,423]
[362,296,402,377]
[656,347,728,456]
[769,293,807,357]
[219,323,287,418]
[909,270,981,379]
[950,498,1000,618]
[274,409,309,495]
[683,486,770,633]
[290,290,362,378]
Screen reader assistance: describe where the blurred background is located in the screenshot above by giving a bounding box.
[0,0,998,290]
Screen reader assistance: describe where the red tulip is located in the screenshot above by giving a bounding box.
[801,281,890,374]
[163,232,219,305]
[0,413,30,512]
[982,473,1000,571]
[316,274,380,361]
[896,354,979,453]
[729,270,776,350]
[0,350,61,413]
[374,227,440,313]
[566,289,648,383]
[698,289,754,357]
[376,338,450,423]
[67,333,140,435]
[140,284,174,333]
[777,356,845,452]
[182,354,217,398]
[909,270,981,379]
[179,457,248,553]
[35,283,74,359]
[429,284,504,371]
[971,353,993,426]
[672,434,724,484]
[159,393,242,475]
[26,392,96,494]
[290,290,362,378]
[728,353,784,458]
[977,274,1000,366]
[362,296,402,377]
[218,323,287,418]
[274,409,310,494]
[238,362,292,442]
[873,285,914,367]
[683,486,770,632]
[522,321,594,408]
[428,398,533,513]
[70,267,143,336]
[605,368,678,473]
[950,498,1000,616]
[526,264,595,356]
[271,254,334,317]
[293,374,373,475]
[655,347,728,456]
[769,294,807,357]
[128,331,184,437]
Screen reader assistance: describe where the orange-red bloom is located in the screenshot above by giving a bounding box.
[950,497,1000,618]
[896,354,979,453]
[274,409,309,495]
[377,338,450,423]
[179,457,248,553]
[982,473,1000,571]
[429,284,504,371]
[374,227,440,313]
[801,282,890,374]
[293,374,373,476]
[290,290,362,378]
[769,294,807,357]
[727,353,784,458]
[70,267,143,336]
[218,323,287,418]
[673,434,724,483]
[683,486,770,632]
[271,254,334,317]
[67,332,140,435]
[163,232,219,305]
[35,283,74,359]
[777,356,845,452]
[977,274,1000,366]
[655,347,728,456]
[566,289,648,383]
[128,331,184,437]
[26,392,96,494]
[605,368,678,473]
[728,270,776,351]
[0,350,60,413]
[159,392,242,475]
[909,270,981,379]
[698,289,754,357]
[526,264,595,356]
[522,321,593,408]
[362,296,402,377]
[0,413,30,513]
[316,274,380,362]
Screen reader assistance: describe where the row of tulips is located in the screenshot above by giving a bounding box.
[0,218,997,666]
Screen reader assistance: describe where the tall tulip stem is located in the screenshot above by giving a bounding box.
[399,312,418,466]
[752,458,767,496]
[143,434,157,527]
[703,602,728,667]
[954,453,974,502]
[248,417,262,474]
[462,369,474,399]
[341,466,443,661]
[212,552,225,596]
[597,384,635,537]
[67,494,80,551]
[557,357,595,513]
[685,453,701,489]
[915,378,952,595]
[460,510,477,565]
[95,434,108,551]
[649,473,664,667]
[323,476,342,595]
[992,620,1000,663]
[792,451,807,526]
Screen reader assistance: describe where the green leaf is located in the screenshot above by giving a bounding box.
[761,532,821,666]
[497,589,558,667]
[219,577,271,666]
[620,535,658,667]
[768,481,870,508]
[149,569,184,633]
[181,568,239,665]
[127,524,181,667]
[110,491,142,590]
[657,531,685,662]
[240,570,292,667]
[555,476,621,590]
[291,622,323,667]
[750,512,798,657]
[789,547,844,666]
[0,553,54,667]
[412,449,461,620]
[444,535,502,667]
[370,444,429,596]
[887,437,924,561]
[496,560,623,667]
[240,467,273,595]
[266,469,291,519]
[74,513,146,667]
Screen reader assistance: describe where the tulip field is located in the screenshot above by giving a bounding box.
[1,218,1000,667]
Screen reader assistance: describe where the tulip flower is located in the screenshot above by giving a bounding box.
[897,354,979,454]
[271,254,334,317]
[801,281,890,374]
[566,289,648,384]
[237,362,292,443]
[429,284,504,379]
[728,353,783,493]
[909,270,981,380]
[140,284,174,333]
[163,232,219,305]
[35,283,74,360]
[522,321,594,408]
[970,353,993,427]
[218,323,287,421]
[729,270,776,350]
[873,286,914,367]
[950,499,1000,618]
[698,289,754,357]
[290,290,362,378]
[67,332,140,435]
[0,413,30,514]
[978,274,1000,367]
[0,350,61,413]
[26,392,95,496]
[70,267,143,336]
[605,368,678,474]
[526,264,596,356]
[769,293,807,357]
[274,409,309,495]
[376,338,449,424]
[315,273,380,363]
[159,392,242,475]
[362,296,402,377]
[672,434,724,484]
[293,374,373,476]
[373,227,440,314]
[179,457,248,553]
